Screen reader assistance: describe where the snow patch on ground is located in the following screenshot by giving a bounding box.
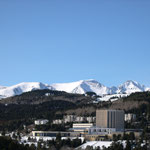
[78,141,127,149]
[97,94,128,102]
[77,141,113,149]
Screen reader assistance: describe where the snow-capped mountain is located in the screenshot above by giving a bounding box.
[117,80,145,94]
[145,87,150,91]
[51,79,111,95]
[0,80,149,100]
[0,86,6,90]
[0,82,53,99]
[110,86,118,94]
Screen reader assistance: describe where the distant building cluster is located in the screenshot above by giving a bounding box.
[52,115,96,124]
[32,109,140,142]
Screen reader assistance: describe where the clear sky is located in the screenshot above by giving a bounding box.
[0,0,150,87]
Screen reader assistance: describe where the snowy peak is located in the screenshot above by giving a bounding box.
[0,82,53,98]
[51,79,111,95]
[145,87,150,91]
[117,80,145,94]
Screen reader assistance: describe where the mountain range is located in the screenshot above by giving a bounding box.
[0,79,149,99]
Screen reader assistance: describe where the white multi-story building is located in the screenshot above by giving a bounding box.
[86,117,96,123]
[64,115,76,123]
[125,113,136,122]
[75,116,85,122]
[52,119,63,124]
[52,115,96,125]
[34,119,49,125]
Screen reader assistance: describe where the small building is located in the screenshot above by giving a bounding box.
[32,131,80,138]
[85,134,107,141]
[32,131,70,137]
[52,119,63,124]
[85,126,124,141]
[125,113,136,122]
[34,119,49,125]
[75,116,86,122]
[86,117,96,123]
[88,126,117,135]
[73,123,94,130]
[70,123,93,135]
[64,115,76,123]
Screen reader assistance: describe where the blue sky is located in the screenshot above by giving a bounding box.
[0,0,150,87]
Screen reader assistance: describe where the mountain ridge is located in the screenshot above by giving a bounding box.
[0,80,149,99]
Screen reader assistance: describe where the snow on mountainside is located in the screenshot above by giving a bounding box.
[145,87,150,91]
[0,86,6,90]
[117,80,145,94]
[51,79,111,95]
[0,82,53,99]
[51,80,149,95]
[0,80,149,100]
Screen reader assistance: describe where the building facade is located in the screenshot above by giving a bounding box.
[88,126,116,135]
[70,123,93,134]
[96,109,124,131]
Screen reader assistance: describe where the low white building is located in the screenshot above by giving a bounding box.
[88,126,117,135]
[71,123,93,134]
[73,123,93,129]
[34,119,49,125]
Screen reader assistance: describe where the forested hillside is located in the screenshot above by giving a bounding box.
[0,90,150,131]
[0,90,94,131]
[0,89,92,104]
